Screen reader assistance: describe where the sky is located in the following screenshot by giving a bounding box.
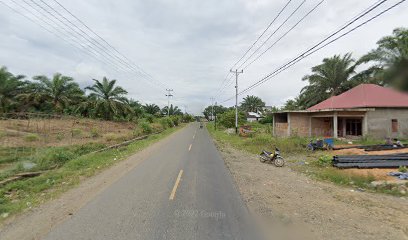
[0,0,407,115]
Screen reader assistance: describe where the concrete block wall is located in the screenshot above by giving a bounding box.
[366,108,408,139]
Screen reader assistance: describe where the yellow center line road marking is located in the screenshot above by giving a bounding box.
[169,170,183,200]
[188,144,192,151]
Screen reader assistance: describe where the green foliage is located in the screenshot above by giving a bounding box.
[218,110,246,128]
[399,166,407,173]
[240,95,265,112]
[37,148,77,169]
[143,104,160,115]
[171,116,180,126]
[139,121,153,134]
[90,127,100,138]
[181,114,195,123]
[24,133,39,142]
[259,113,273,124]
[71,128,82,137]
[145,114,155,123]
[161,104,182,116]
[160,117,174,129]
[317,155,332,167]
[203,105,228,121]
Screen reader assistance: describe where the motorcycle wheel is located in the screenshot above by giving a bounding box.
[259,154,268,163]
[274,156,285,167]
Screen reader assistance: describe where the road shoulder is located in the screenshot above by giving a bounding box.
[0,125,186,240]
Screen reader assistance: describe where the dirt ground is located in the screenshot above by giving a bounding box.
[214,140,408,240]
[334,147,408,156]
[0,118,135,147]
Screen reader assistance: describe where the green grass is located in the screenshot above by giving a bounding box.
[207,123,407,197]
[0,125,183,222]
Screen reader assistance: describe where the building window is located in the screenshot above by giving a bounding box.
[392,119,398,133]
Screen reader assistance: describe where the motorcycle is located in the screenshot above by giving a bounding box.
[259,147,285,167]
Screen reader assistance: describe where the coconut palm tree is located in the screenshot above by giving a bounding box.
[0,66,26,113]
[298,53,356,108]
[240,95,265,112]
[143,103,161,115]
[357,28,408,91]
[27,73,84,113]
[85,77,130,120]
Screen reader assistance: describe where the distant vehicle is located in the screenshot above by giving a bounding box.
[259,147,285,167]
[199,122,203,129]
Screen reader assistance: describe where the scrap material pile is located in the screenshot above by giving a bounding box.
[333,153,408,168]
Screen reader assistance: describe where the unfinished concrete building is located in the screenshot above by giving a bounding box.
[273,84,408,139]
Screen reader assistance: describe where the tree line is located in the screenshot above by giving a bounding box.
[0,69,191,121]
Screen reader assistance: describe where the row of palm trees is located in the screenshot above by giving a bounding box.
[284,27,408,110]
[0,69,183,120]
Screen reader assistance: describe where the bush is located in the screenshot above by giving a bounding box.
[90,128,100,138]
[145,114,155,123]
[24,133,39,142]
[317,155,332,167]
[160,117,174,129]
[37,148,78,169]
[171,116,180,126]
[218,110,246,128]
[259,113,273,124]
[71,128,82,137]
[399,166,407,173]
[150,123,163,132]
[140,121,153,134]
[56,133,64,141]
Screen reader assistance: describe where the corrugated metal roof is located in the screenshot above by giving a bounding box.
[308,84,408,111]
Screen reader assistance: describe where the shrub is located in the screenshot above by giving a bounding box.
[160,117,174,129]
[24,133,39,142]
[259,113,273,124]
[317,155,332,167]
[171,116,180,126]
[150,123,163,132]
[140,121,153,134]
[71,128,82,137]
[399,166,407,173]
[133,127,143,137]
[218,110,246,128]
[145,114,155,123]
[56,133,64,141]
[104,133,128,142]
[37,148,78,169]
[90,128,100,138]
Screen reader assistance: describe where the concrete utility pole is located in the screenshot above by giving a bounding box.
[230,69,243,134]
[214,101,217,130]
[210,97,215,121]
[166,89,173,117]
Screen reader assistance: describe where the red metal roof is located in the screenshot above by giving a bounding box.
[308,84,408,111]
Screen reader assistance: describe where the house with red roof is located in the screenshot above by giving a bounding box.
[272,84,408,139]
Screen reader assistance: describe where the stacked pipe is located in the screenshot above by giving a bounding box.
[333,153,408,168]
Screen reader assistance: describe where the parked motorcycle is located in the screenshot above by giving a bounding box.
[259,148,285,167]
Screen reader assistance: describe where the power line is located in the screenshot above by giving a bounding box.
[221,0,403,103]
[242,0,325,70]
[216,0,307,99]
[229,0,293,73]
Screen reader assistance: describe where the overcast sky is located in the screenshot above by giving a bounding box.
[0,0,407,114]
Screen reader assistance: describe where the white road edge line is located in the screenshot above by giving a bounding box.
[188,144,192,151]
[169,170,183,200]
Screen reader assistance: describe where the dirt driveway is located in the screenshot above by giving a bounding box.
[214,140,408,240]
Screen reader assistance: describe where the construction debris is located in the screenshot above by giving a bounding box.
[333,153,408,168]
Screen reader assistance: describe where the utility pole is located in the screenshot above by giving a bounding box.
[210,97,215,121]
[166,89,173,117]
[214,101,217,130]
[230,69,243,134]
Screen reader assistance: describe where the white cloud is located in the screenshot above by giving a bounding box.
[0,0,407,114]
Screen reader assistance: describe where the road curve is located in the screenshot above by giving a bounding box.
[44,123,259,240]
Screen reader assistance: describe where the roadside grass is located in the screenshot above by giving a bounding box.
[0,125,183,223]
[207,123,407,197]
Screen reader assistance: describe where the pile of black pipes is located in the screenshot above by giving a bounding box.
[333,153,408,168]
[333,144,407,151]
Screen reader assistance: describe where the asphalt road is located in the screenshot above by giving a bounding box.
[44,123,259,240]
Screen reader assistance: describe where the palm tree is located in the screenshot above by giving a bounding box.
[0,66,26,113]
[299,53,356,108]
[357,28,408,91]
[86,77,130,120]
[161,104,182,116]
[240,95,265,112]
[28,73,84,113]
[129,99,144,118]
[143,103,160,115]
